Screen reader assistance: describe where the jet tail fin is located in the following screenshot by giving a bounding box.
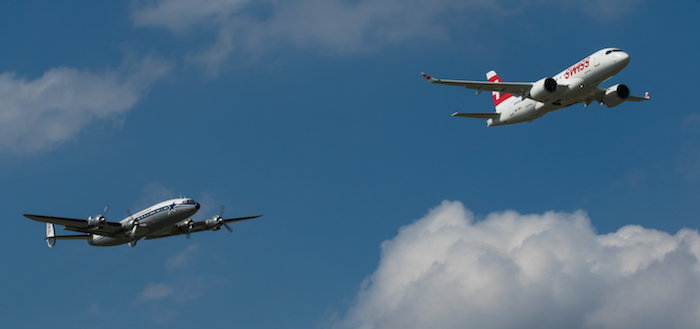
[486,70,514,111]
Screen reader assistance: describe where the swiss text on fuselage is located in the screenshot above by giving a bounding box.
[564,57,590,79]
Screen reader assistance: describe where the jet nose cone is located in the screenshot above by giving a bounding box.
[616,51,630,65]
[195,203,200,210]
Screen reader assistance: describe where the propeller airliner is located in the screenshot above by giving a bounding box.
[421,48,649,126]
[24,197,261,248]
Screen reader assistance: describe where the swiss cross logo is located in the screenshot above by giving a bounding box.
[488,75,512,106]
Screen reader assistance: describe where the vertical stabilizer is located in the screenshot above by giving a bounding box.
[486,70,513,112]
[46,223,56,248]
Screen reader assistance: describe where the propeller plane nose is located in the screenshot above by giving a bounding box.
[195,203,200,210]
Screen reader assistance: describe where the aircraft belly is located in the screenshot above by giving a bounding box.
[88,235,130,246]
[493,109,536,126]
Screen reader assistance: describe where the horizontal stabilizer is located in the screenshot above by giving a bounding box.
[452,112,499,119]
[45,235,91,240]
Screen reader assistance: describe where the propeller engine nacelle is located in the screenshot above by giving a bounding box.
[205,215,224,231]
[86,215,106,228]
[178,219,194,232]
[528,77,559,102]
[122,219,140,239]
[122,219,137,231]
[177,218,195,239]
[602,84,630,108]
[203,206,233,233]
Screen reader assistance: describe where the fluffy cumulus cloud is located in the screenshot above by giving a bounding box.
[132,0,646,73]
[0,55,171,155]
[335,201,700,329]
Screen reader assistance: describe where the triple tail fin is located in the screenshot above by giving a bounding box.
[485,70,514,112]
[46,223,56,248]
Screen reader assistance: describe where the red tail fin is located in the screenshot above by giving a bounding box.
[486,70,513,111]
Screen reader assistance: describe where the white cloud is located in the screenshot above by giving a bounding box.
[134,275,209,307]
[0,54,171,155]
[132,0,251,31]
[135,283,175,304]
[135,182,177,210]
[334,201,700,329]
[166,244,200,270]
[132,0,646,73]
[132,0,489,74]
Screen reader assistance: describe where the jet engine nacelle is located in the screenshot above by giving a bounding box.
[206,216,223,230]
[87,215,106,228]
[602,84,630,108]
[529,77,559,102]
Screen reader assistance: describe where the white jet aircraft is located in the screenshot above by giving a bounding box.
[421,48,649,126]
[24,197,261,248]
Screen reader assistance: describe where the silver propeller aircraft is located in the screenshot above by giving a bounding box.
[421,47,649,126]
[24,197,261,248]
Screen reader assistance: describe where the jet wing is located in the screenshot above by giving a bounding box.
[24,214,123,236]
[588,89,650,105]
[421,72,533,97]
[145,215,262,240]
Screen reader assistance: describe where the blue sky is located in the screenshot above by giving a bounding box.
[2,1,700,328]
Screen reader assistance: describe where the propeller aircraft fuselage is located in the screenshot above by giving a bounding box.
[25,197,261,248]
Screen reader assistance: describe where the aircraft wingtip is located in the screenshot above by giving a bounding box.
[421,72,437,82]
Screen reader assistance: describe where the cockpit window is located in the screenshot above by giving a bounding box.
[605,49,622,55]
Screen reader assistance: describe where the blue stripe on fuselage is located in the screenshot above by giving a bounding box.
[134,206,169,221]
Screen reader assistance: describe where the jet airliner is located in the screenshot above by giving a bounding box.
[421,48,649,126]
[24,197,261,248]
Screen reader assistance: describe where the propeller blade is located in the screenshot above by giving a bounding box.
[103,205,109,217]
[130,221,139,239]
[223,222,233,233]
[220,205,225,217]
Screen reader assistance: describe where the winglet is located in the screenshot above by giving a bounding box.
[421,72,439,83]
[645,91,650,100]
